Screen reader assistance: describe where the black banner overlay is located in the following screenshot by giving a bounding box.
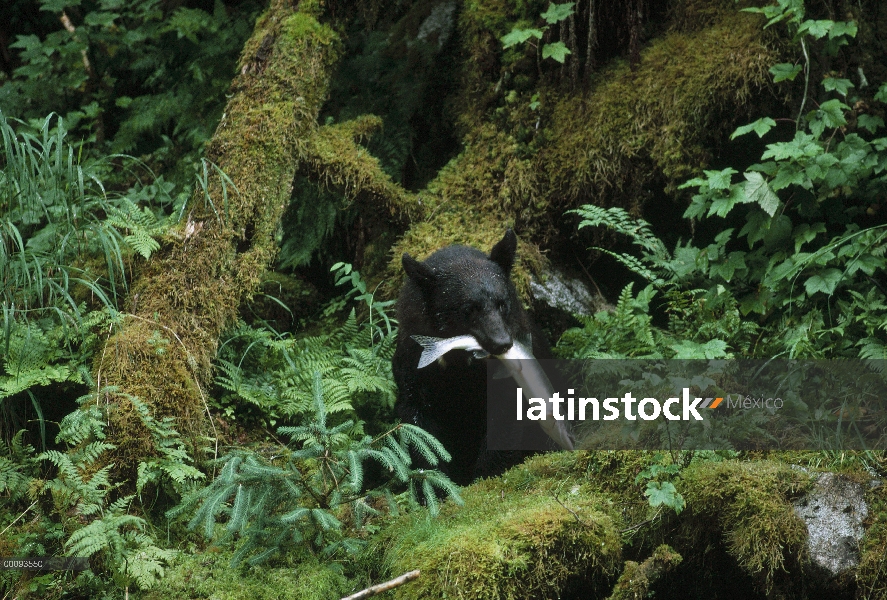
[487,359,887,451]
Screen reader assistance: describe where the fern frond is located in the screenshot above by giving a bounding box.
[571,204,670,260]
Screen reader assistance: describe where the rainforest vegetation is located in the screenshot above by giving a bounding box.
[1,0,886,598]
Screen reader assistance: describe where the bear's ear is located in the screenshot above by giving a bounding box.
[489,228,517,274]
[403,253,436,290]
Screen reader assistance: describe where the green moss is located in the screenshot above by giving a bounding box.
[605,544,683,600]
[857,470,887,599]
[678,459,812,594]
[540,8,777,206]
[140,549,351,600]
[373,453,621,599]
[302,115,418,221]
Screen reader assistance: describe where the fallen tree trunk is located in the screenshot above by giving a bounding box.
[92,0,411,477]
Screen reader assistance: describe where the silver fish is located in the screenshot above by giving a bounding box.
[410,335,575,451]
[411,334,489,368]
[496,340,574,451]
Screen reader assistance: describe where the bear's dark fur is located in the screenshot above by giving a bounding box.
[392,230,549,484]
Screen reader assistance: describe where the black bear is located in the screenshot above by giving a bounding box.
[392,229,549,485]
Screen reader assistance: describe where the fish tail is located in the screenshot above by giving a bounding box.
[411,335,441,350]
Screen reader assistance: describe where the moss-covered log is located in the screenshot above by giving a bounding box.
[383,1,777,294]
[90,0,407,476]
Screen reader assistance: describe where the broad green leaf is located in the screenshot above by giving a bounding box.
[846,254,885,276]
[748,161,779,176]
[644,481,684,513]
[823,166,848,189]
[708,195,735,218]
[84,11,119,27]
[811,249,836,266]
[804,268,842,296]
[875,83,887,103]
[744,172,779,216]
[742,2,799,28]
[502,28,543,48]
[683,195,708,220]
[542,41,571,63]
[708,185,747,218]
[739,209,772,247]
[814,152,839,169]
[668,245,701,278]
[767,257,799,284]
[822,77,853,96]
[762,132,819,161]
[817,99,848,128]
[857,114,884,134]
[679,177,707,189]
[731,117,777,140]
[798,19,832,39]
[770,163,808,191]
[541,2,575,24]
[10,34,41,52]
[763,214,792,248]
[770,62,802,83]
[713,228,735,246]
[39,0,78,11]
[704,167,737,190]
[739,292,768,315]
[828,21,857,39]
[824,36,850,56]
[806,152,836,186]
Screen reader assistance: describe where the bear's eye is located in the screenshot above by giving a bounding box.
[496,300,508,313]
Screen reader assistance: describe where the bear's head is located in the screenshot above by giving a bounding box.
[401,229,521,356]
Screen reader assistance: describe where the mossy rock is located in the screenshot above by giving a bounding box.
[676,459,812,595]
[373,453,622,599]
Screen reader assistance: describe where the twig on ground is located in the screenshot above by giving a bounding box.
[340,570,421,600]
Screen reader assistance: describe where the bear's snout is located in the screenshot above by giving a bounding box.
[473,307,514,355]
[487,340,513,356]
[483,333,513,356]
